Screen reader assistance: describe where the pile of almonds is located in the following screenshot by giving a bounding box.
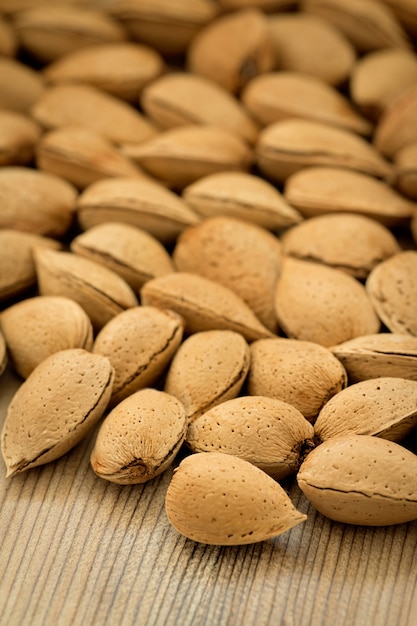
[1,0,417,546]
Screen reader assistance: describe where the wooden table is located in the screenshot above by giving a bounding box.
[1,364,416,626]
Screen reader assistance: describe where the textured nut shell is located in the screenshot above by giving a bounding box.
[0,230,61,301]
[394,141,417,200]
[0,166,77,237]
[0,330,6,378]
[34,248,138,330]
[314,377,417,443]
[331,333,417,382]
[182,171,302,230]
[77,176,200,244]
[173,216,282,331]
[1,348,114,477]
[123,125,253,190]
[32,84,157,147]
[297,435,417,526]
[242,72,371,136]
[0,296,93,379]
[0,57,44,114]
[248,338,347,421]
[71,222,174,291]
[374,83,417,158]
[281,212,401,279]
[256,118,392,184]
[44,42,164,101]
[267,13,356,86]
[36,125,143,189]
[187,396,314,479]
[0,110,41,167]
[187,8,275,94]
[366,251,417,336]
[164,330,250,422]
[90,388,187,484]
[141,272,274,342]
[93,306,183,406]
[166,451,307,545]
[274,257,380,347]
[284,166,415,227]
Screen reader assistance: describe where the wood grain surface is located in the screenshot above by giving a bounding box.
[1,363,417,626]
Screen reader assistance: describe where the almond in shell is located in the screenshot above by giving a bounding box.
[0,109,41,167]
[0,57,44,114]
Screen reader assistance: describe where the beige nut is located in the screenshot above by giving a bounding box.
[0,14,17,57]
[0,109,41,167]
[374,82,417,158]
[394,141,417,200]
[0,57,44,114]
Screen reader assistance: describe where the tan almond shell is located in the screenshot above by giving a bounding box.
[34,248,138,331]
[366,250,417,336]
[0,57,44,114]
[256,118,392,184]
[123,125,253,190]
[14,5,127,63]
[70,222,175,291]
[297,434,417,526]
[1,348,114,477]
[219,0,296,9]
[43,42,164,101]
[301,0,410,52]
[242,71,372,136]
[93,306,184,406]
[0,14,18,57]
[267,13,356,86]
[36,125,144,189]
[172,216,282,332]
[374,82,417,158]
[382,0,417,36]
[164,330,250,422]
[186,396,315,480]
[350,48,417,121]
[248,337,347,421]
[281,212,401,279]
[0,230,61,301]
[330,333,417,382]
[166,451,307,545]
[187,8,275,94]
[274,257,380,347]
[109,0,218,56]
[0,109,42,167]
[284,166,415,227]
[314,377,417,443]
[90,388,187,484]
[31,84,157,147]
[0,295,94,379]
[141,72,259,145]
[77,176,200,244]
[394,141,417,200]
[182,171,302,231]
[141,272,274,342]
[0,329,7,378]
[0,166,77,237]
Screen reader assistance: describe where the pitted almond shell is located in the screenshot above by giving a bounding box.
[0,329,6,378]
[186,396,315,480]
[284,166,415,227]
[141,71,259,145]
[0,295,94,379]
[1,348,114,477]
[0,57,44,114]
[248,337,347,421]
[164,330,250,422]
[0,166,77,237]
[71,222,175,291]
[123,125,253,190]
[182,170,302,231]
[93,306,183,406]
[297,434,417,526]
[242,71,372,136]
[34,248,138,330]
[274,257,380,347]
[366,250,417,336]
[141,271,274,342]
[394,141,417,200]
[331,333,417,382]
[90,388,187,484]
[0,109,41,166]
[77,176,200,244]
[166,451,307,545]
[281,212,401,279]
[173,215,282,332]
[256,118,392,184]
[43,42,164,101]
[374,82,417,158]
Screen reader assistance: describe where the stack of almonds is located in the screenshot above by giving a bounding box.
[1,0,417,547]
